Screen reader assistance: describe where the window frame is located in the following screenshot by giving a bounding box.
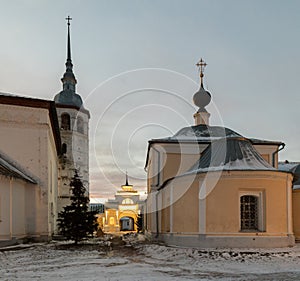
[239,190,265,232]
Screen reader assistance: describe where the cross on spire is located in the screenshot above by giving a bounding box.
[66,16,72,26]
[196,58,207,86]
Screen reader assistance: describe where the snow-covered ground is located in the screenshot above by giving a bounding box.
[1,235,300,281]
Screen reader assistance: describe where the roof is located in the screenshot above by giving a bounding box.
[0,151,37,183]
[278,162,300,172]
[54,90,83,109]
[157,125,241,141]
[158,137,288,191]
[145,124,283,168]
[186,137,276,174]
[150,125,283,145]
[279,162,300,187]
[0,93,62,155]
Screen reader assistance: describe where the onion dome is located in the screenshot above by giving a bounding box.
[193,58,211,112]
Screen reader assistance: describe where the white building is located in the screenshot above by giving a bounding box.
[0,96,61,242]
[0,18,89,245]
[54,18,90,214]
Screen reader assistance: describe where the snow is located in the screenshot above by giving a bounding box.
[278,163,299,172]
[1,235,300,280]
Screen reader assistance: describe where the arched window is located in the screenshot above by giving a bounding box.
[240,195,258,230]
[77,117,84,134]
[61,113,70,130]
[62,143,67,154]
[122,198,134,205]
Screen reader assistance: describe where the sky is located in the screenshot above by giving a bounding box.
[0,0,299,199]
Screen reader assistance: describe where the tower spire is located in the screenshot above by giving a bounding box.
[61,16,77,92]
[66,16,72,62]
[54,15,85,108]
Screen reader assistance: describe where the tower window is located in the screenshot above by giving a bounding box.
[61,113,71,130]
[122,198,134,205]
[240,195,258,230]
[62,143,67,154]
[77,117,84,134]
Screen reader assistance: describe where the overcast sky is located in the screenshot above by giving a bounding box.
[0,0,299,199]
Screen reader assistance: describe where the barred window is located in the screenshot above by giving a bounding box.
[240,195,258,230]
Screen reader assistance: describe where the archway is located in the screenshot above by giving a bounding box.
[120,216,135,231]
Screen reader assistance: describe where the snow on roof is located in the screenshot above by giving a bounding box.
[149,125,283,145]
[162,125,240,141]
[278,162,300,172]
[185,137,277,175]
[0,151,37,183]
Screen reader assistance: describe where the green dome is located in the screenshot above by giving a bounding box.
[54,89,83,108]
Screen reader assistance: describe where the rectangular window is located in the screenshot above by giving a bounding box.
[239,191,265,232]
[240,195,258,230]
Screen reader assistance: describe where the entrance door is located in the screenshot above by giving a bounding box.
[120,217,134,231]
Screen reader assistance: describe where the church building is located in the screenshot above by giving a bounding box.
[0,17,89,244]
[54,16,90,214]
[145,59,294,248]
[98,174,144,233]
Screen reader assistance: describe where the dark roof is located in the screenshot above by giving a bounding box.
[165,125,241,140]
[0,93,61,155]
[145,124,283,169]
[186,137,276,174]
[0,151,37,183]
[149,125,283,145]
[279,162,300,187]
[54,90,83,108]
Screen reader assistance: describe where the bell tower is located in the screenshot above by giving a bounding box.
[54,16,90,213]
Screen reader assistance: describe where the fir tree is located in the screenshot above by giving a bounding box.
[135,213,144,233]
[57,170,98,244]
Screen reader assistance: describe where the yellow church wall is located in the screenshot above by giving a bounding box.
[161,153,202,184]
[171,178,199,233]
[254,145,279,168]
[147,143,206,194]
[292,189,300,239]
[204,171,291,235]
[156,171,293,239]
[160,187,171,233]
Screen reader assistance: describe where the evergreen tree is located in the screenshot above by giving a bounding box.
[135,213,144,233]
[57,170,98,244]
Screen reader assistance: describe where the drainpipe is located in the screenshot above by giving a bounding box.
[272,143,285,168]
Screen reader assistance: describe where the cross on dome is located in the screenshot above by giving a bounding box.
[196,58,207,86]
